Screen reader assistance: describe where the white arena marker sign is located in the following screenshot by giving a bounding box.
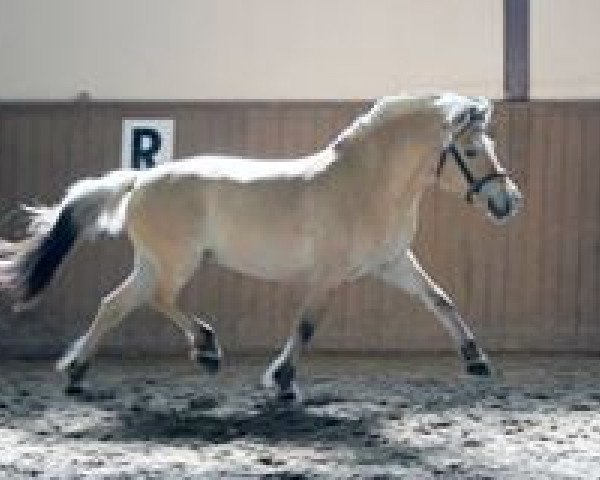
[121,119,175,170]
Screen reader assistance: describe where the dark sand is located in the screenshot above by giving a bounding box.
[1,355,600,479]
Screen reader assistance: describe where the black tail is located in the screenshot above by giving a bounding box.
[0,170,137,310]
[0,205,79,310]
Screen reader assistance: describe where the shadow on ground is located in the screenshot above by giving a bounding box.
[1,355,600,478]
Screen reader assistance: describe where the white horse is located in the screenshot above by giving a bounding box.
[0,94,521,401]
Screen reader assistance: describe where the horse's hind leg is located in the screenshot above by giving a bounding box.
[56,256,155,389]
[152,299,222,374]
[373,249,491,376]
[262,287,332,402]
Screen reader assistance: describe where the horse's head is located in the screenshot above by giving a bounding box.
[434,95,522,224]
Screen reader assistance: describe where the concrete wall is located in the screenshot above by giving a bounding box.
[0,0,503,100]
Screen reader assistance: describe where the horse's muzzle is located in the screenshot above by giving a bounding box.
[487,190,522,224]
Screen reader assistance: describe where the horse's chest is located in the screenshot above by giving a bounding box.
[317,208,416,279]
[344,232,412,279]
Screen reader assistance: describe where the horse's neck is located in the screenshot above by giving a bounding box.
[324,115,441,210]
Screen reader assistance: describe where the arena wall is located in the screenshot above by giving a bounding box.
[1,100,599,356]
[1,2,599,356]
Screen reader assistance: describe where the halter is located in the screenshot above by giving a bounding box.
[436,142,509,203]
[435,107,510,203]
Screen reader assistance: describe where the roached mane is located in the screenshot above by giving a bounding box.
[330,93,492,151]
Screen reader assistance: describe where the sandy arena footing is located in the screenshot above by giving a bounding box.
[1,354,600,479]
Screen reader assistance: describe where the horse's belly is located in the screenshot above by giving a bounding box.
[214,237,313,281]
[208,182,319,281]
[210,208,314,281]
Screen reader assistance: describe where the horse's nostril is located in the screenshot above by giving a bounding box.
[487,198,500,217]
[488,197,510,219]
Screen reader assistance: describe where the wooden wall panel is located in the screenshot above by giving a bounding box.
[0,100,599,357]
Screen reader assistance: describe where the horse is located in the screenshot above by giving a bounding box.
[0,93,522,401]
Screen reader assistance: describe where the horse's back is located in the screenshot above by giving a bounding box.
[140,151,332,184]
[123,156,319,282]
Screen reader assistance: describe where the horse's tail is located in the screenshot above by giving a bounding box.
[0,169,138,311]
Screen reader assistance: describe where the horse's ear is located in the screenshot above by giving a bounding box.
[461,104,489,130]
[450,108,471,133]
[469,107,485,122]
[455,111,468,125]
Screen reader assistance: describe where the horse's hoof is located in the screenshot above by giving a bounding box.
[262,366,302,404]
[64,384,85,396]
[466,361,491,376]
[278,390,296,402]
[277,383,302,405]
[198,354,220,374]
[193,350,221,375]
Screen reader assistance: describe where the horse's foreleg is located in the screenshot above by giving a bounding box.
[153,301,222,374]
[373,249,491,376]
[56,257,155,389]
[262,289,330,403]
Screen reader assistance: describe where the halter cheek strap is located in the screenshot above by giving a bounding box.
[437,143,509,203]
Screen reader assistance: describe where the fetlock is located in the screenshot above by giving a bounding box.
[63,360,90,394]
[192,320,222,374]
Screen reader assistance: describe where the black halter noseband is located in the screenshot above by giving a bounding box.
[436,143,509,203]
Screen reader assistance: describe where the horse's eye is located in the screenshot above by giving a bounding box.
[463,148,478,158]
